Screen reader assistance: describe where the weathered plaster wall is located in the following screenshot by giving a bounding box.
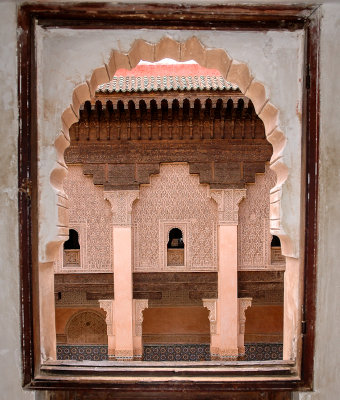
[0,2,35,399]
[295,4,340,400]
[0,1,339,400]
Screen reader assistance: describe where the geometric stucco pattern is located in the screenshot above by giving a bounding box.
[202,299,217,335]
[132,163,218,272]
[55,166,112,273]
[210,188,246,224]
[99,300,114,336]
[65,310,108,345]
[104,190,139,226]
[238,165,284,270]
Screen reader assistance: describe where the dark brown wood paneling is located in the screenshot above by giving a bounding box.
[44,389,291,399]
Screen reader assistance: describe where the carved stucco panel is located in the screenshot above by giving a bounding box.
[133,163,218,272]
[99,299,114,336]
[203,299,217,335]
[55,166,112,272]
[134,299,148,337]
[55,221,87,273]
[238,297,252,335]
[104,190,139,226]
[66,310,108,345]
[238,165,283,270]
[210,188,246,224]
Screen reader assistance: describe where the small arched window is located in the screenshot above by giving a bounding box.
[167,228,184,267]
[271,235,285,264]
[271,235,281,247]
[167,228,184,249]
[64,229,80,250]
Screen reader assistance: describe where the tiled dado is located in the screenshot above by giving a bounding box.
[57,345,108,361]
[143,344,211,361]
[56,343,282,362]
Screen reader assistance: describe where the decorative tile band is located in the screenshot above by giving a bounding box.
[143,344,211,361]
[56,343,282,362]
[57,345,108,361]
[244,343,283,361]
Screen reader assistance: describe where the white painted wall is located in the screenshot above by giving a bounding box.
[0,1,339,399]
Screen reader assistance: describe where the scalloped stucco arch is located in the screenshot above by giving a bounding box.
[50,36,290,265]
[42,36,301,362]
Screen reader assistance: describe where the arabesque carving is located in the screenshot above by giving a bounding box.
[65,310,107,345]
[55,166,112,272]
[238,165,285,270]
[203,299,217,335]
[133,163,218,271]
[104,190,139,226]
[210,188,246,224]
[99,300,114,336]
[238,297,252,335]
[48,36,291,268]
[134,299,148,336]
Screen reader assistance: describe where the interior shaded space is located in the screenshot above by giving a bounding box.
[142,306,210,361]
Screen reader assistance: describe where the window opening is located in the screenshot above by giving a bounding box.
[63,229,81,268]
[167,228,184,248]
[63,229,80,250]
[271,235,285,264]
[17,5,319,391]
[167,227,185,267]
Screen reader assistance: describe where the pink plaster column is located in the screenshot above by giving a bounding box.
[283,257,303,361]
[113,226,133,359]
[217,224,239,359]
[104,190,139,360]
[39,262,57,361]
[211,189,246,360]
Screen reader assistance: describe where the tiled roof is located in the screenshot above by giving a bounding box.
[96,63,238,94]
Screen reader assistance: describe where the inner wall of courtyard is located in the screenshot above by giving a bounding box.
[54,61,285,361]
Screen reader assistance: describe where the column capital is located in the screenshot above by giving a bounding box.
[210,189,246,224]
[134,299,148,337]
[104,190,139,226]
[238,297,252,335]
[99,299,114,336]
[203,299,217,335]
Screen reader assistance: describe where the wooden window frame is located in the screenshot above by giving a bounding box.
[18,3,319,397]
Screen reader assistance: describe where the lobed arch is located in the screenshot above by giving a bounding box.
[43,36,300,363]
[50,36,289,265]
